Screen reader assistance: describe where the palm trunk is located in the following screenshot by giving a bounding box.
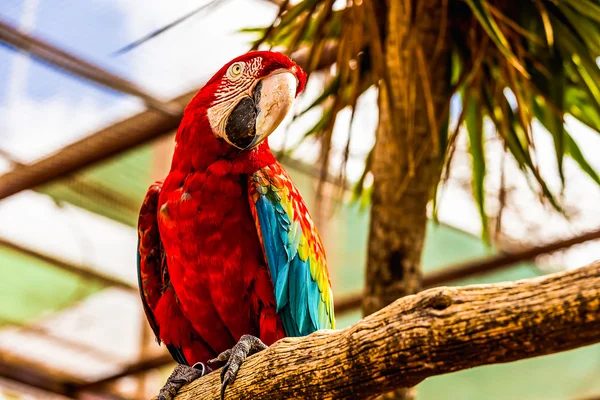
[363,1,450,399]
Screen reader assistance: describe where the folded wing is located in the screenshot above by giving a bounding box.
[137,181,188,365]
[248,163,335,336]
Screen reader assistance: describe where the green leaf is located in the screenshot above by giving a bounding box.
[481,87,526,169]
[484,88,563,213]
[284,107,334,156]
[238,27,265,34]
[507,106,563,212]
[573,55,600,109]
[463,0,529,77]
[295,75,341,119]
[553,20,600,109]
[465,94,489,241]
[566,87,600,134]
[564,0,600,25]
[278,0,320,29]
[535,97,565,182]
[351,149,373,209]
[535,87,600,187]
[560,5,600,57]
[564,130,600,186]
[536,51,566,183]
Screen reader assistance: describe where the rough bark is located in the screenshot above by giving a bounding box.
[169,261,600,400]
[365,1,450,397]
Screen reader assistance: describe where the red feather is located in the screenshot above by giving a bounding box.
[137,51,306,366]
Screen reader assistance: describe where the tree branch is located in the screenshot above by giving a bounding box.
[172,261,600,399]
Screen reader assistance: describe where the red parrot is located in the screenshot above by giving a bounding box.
[137,51,335,400]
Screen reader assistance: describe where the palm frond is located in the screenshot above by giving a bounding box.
[106,0,600,242]
[465,93,489,240]
[261,0,600,240]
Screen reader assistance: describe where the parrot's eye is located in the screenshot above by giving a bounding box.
[228,62,244,80]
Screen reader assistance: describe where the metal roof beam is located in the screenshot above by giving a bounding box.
[0,237,135,291]
[0,359,127,400]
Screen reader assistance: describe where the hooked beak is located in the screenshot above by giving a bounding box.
[225,71,297,150]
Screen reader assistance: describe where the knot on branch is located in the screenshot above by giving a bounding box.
[419,290,453,311]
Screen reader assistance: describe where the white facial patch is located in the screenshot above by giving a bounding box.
[207,95,246,140]
[206,60,298,150]
[207,58,262,140]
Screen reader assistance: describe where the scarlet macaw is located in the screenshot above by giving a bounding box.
[137,51,335,400]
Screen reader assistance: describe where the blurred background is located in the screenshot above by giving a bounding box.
[1,0,600,399]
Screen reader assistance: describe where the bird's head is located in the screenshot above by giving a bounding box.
[175,51,306,171]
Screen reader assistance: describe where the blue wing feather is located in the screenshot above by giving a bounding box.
[255,197,281,283]
[275,260,290,310]
[289,256,308,333]
[307,274,320,329]
[249,166,335,337]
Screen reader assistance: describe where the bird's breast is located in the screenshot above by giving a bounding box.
[157,169,269,338]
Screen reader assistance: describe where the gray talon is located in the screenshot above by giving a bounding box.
[217,335,268,400]
[157,362,211,400]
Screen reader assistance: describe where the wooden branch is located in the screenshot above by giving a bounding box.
[75,354,174,392]
[335,227,600,314]
[172,261,600,400]
[0,354,127,400]
[0,358,76,397]
[0,94,187,201]
[424,228,600,287]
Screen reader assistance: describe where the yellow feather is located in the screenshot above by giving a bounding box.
[298,234,308,261]
[285,192,294,219]
[310,252,320,282]
[322,279,330,306]
[329,288,336,328]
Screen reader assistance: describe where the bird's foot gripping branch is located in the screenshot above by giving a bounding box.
[208,334,268,399]
[165,261,600,400]
[158,363,211,400]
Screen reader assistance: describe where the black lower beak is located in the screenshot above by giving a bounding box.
[225,81,263,150]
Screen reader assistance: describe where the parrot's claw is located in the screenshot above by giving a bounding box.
[208,334,267,400]
[157,362,211,400]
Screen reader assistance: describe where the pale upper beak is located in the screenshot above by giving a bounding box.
[224,70,297,150]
